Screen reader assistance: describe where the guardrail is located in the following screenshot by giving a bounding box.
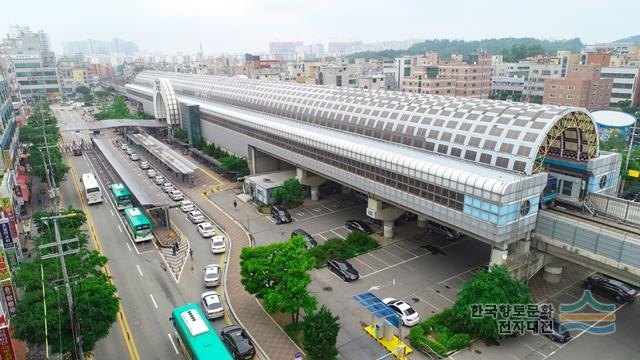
[587,192,640,226]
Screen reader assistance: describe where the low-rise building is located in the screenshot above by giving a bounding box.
[600,66,640,107]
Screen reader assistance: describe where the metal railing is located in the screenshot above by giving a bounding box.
[587,192,640,226]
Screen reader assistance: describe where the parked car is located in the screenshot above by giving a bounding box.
[188,210,205,223]
[129,153,140,161]
[426,221,461,240]
[161,182,175,193]
[291,229,318,249]
[345,220,372,234]
[534,317,571,343]
[200,291,224,319]
[145,169,157,178]
[211,235,226,254]
[139,161,150,170]
[125,148,134,155]
[584,273,637,303]
[153,176,166,185]
[203,264,221,287]
[168,190,184,201]
[220,325,256,360]
[120,144,129,151]
[382,298,420,326]
[271,205,292,224]
[72,146,82,156]
[180,200,194,213]
[197,222,216,238]
[327,258,359,282]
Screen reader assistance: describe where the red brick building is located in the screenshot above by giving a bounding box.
[543,64,612,111]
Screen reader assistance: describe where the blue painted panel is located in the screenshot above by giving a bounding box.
[543,157,588,170]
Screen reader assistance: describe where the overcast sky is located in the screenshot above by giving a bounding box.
[2,0,639,55]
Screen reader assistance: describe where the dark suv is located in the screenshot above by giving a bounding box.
[585,273,637,303]
[291,229,318,249]
[271,205,292,224]
[220,325,256,360]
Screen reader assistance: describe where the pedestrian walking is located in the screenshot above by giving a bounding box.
[189,248,193,260]
[172,243,177,256]
[233,200,238,209]
[176,241,180,252]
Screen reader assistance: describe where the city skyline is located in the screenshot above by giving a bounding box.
[1,0,639,55]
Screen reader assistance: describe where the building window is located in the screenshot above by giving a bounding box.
[551,84,557,90]
[568,85,575,91]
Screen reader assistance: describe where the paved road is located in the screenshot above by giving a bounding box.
[54,107,232,359]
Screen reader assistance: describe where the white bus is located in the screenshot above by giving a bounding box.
[81,173,103,204]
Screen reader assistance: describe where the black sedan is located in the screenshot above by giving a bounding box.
[585,273,637,303]
[220,325,256,360]
[345,220,372,234]
[327,258,359,282]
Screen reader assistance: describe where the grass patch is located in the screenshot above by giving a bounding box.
[284,322,305,347]
[308,231,378,268]
[409,308,471,357]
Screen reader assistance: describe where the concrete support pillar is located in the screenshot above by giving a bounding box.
[310,186,320,201]
[417,215,428,228]
[490,246,509,266]
[515,239,531,256]
[383,220,395,239]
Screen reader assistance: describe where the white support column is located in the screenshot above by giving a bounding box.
[310,186,319,201]
[490,246,509,266]
[383,220,395,239]
[417,215,427,228]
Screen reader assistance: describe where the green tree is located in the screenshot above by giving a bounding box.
[273,178,306,207]
[75,85,90,96]
[240,236,316,323]
[303,305,340,360]
[452,265,532,340]
[12,210,119,357]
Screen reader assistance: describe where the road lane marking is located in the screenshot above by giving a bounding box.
[126,242,132,252]
[66,157,141,360]
[136,264,144,276]
[167,334,179,354]
[118,224,123,233]
[110,209,114,217]
[149,294,158,309]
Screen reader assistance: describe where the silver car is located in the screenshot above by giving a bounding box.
[201,291,224,319]
[153,176,165,185]
[203,264,221,287]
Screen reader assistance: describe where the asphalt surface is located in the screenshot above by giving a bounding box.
[54,106,232,359]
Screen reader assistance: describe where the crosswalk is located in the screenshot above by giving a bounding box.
[59,142,93,153]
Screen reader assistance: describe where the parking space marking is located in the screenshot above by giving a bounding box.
[352,257,377,272]
[389,243,417,257]
[366,252,392,267]
[379,248,406,262]
[411,295,444,314]
[330,230,347,239]
[518,339,548,358]
[429,288,455,304]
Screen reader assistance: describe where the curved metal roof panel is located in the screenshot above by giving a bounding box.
[133,71,598,176]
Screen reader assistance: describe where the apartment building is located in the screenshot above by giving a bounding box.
[437,56,492,98]
[543,64,612,111]
[601,67,640,107]
[10,54,60,101]
[318,64,359,87]
[401,65,456,95]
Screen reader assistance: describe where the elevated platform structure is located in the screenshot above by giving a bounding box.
[60,119,166,132]
[124,71,621,253]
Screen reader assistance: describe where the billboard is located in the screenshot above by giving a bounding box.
[0,254,8,282]
[0,220,12,250]
[0,326,15,360]
[0,280,15,319]
[491,76,525,91]
[0,199,16,239]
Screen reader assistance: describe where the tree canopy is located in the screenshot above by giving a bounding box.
[12,209,119,356]
[452,265,532,340]
[347,37,584,60]
[75,85,90,96]
[303,305,340,360]
[240,236,316,323]
[19,100,69,184]
[94,95,142,120]
[272,178,306,207]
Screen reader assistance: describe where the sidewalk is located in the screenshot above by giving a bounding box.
[180,186,304,360]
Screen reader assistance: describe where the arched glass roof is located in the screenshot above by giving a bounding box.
[134,71,599,175]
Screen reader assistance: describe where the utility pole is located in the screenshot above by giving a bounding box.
[36,96,85,360]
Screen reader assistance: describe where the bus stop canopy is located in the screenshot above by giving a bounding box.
[128,133,198,176]
[93,137,165,206]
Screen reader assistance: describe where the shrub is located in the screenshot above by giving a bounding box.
[410,308,472,357]
[307,245,328,266]
[447,333,470,351]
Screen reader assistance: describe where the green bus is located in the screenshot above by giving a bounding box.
[110,183,133,210]
[123,207,153,242]
[170,304,233,360]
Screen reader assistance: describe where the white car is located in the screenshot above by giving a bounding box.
[153,176,165,185]
[197,222,216,238]
[200,291,224,319]
[382,298,420,326]
[169,190,184,201]
[211,235,226,254]
[139,161,150,170]
[180,200,194,213]
[120,144,129,151]
[145,169,157,178]
[125,148,134,155]
[129,153,140,161]
[203,264,221,287]
[161,182,175,193]
[188,210,205,223]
